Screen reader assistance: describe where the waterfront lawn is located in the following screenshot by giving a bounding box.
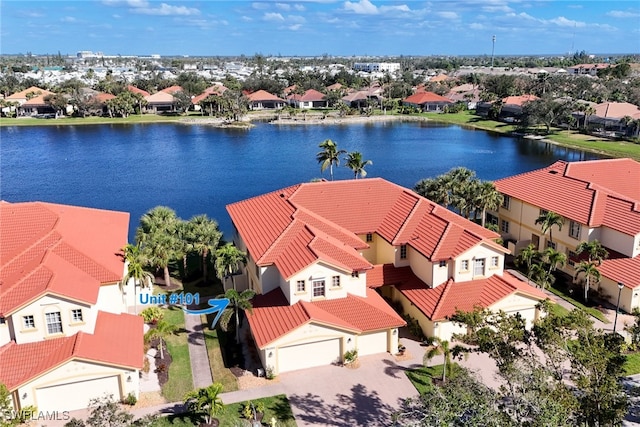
[161,307,194,402]
[423,111,518,133]
[201,314,239,392]
[0,114,185,127]
[547,284,609,324]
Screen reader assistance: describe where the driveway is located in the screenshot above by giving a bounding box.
[221,347,423,426]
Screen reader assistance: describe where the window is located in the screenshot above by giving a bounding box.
[439,260,446,268]
[569,221,581,239]
[567,250,578,267]
[547,241,556,250]
[490,256,499,268]
[312,280,325,298]
[539,209,548,217]
[71,309,83,323]
[23,315,35,329]
[474,258,485,276]
[45,312,63,334]
[501,220,510,234]
[400,245,407,259]
[501,195,510,210]
[486,213,498,226]
[332,276,341,288]
[461,260,469,272]
[296,280,306,292]
[351,271,359,278]
[366,233,373,242]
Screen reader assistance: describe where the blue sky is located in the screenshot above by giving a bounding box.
[1,1,639,57]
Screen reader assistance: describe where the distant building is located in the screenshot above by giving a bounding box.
[353,62,400,74]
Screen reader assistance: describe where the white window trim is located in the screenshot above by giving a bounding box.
[70,308,84,324]
[460,260,470,272]
[295,280,306,294]
[312,279,326,298]
[45,311,63,335]
[22,315,36,331]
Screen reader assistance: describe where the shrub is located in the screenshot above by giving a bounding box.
[344,348,358,364]
[140,306,163,324]
[123,392,137,406]
[265,367,276,380]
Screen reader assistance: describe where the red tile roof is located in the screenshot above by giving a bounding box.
[127,85,150,97]
[494,159,640,235]
[599,255,640,289]
[0,311,143,390]
[594,102,640,119]
[160,85,184,95]
[247,90,284,102]
[0,201,129,316]
[192,85,228,105]
[247,287,405,348]
[395,268,546,320]
[93,92,116,103]
[298,89,326,102]
[502,95,539,106]
[7,87,54,101]
[403,92,453,105]
[227,179,500,278]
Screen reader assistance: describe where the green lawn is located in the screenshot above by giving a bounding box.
[201,314,239,392]
[548,302,571,318]
[161,307,194,402]
[547,285,610,324]
[151,394,297,427]
[624,352,640,376]
[0,114,186,127]
[405,364,463,395]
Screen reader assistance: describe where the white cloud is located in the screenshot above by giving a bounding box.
[380,4,410,13]
[252,2,270,10]
[287,14,306,24]
[344,0,378,15]
[437,11,459,20]
[276,3,291,11]
[131,3,200,16]
[469,22,485,30]
[548,16,585,28]
[606,10,640,18]
[263,12,285,21]
[241,15,253,21]
[293,4,306,11]
[112,14,121,18]
[61,16,76,22]
[289,24,302,30]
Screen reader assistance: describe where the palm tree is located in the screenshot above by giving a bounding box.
[184,383,225,426]
[187,215,222,284]
[575,240,609,266]
[136,206,179,288]
[144,319,177,359]
[515,244,541,285]
[214,243,247,291]
[423,337,453,384]
[345,151,373,179]
[218,288,256,342]
[530,263,554,289]
[535,211,564,246]
[120,243,154,314]
[414,176,451,208]
[316,139,346,180]
[474,181,504,227]
[575,261,601,302]
[542,247,567,275]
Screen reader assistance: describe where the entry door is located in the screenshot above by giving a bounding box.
[474,259,485,276]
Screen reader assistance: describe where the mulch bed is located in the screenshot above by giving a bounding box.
[149,337,173,387]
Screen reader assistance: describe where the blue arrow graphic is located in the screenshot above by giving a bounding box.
[182,298,230,328]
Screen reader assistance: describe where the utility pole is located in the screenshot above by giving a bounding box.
[491,35,496,69]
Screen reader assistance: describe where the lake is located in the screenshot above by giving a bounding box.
[0,120,604,241]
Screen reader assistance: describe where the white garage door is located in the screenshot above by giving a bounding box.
[358,331,388,356]
[278,338,340,373]
[36,376,121,412]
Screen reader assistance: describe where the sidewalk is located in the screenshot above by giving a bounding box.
[184,311,214,389]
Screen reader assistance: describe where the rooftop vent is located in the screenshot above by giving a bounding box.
[549,170,559,174]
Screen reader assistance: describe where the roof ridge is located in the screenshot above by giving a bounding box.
[257,217,303,265]
[430,278,454,318]
[389,190,421,244]
[430,221,452,261]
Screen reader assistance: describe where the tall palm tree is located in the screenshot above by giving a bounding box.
[188,215,222,284]
[535,211,564,246]
[474,181,504,227]
[575,261,601,302]
[218,288,256,342]
[423,337,453,384]
[542,247,567,275]
[184,383,225,426]
[345,151,373,179]
[530,263,554,289]
[214,243,247,291]
[120,243,154,314]
[144,319,177,359]
[516,244,541,285]
[136,206,179,288]
[414,176,451,208]
[316,139,346,180]
[575,240,609,266]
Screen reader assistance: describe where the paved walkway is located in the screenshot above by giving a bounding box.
[184,311,214,389]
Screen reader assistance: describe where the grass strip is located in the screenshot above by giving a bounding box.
[547,285,610,323]
[161,307,194,402]
[201,314,239,392]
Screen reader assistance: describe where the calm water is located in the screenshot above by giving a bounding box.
[0,121,604,241]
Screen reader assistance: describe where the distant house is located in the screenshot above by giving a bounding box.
[20,94,57,116]
[145,90,178,113]
[568,63,611,76]
[288,89,328,109]
[445,83,481,109]
[0,201,143,413]
[126,85,150,97]
[191,84,228,109]
[247,90,286,110]
[588,102,640,136]
[402,91,453,112]
[6,86,54,106]
[500,95,539,120]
